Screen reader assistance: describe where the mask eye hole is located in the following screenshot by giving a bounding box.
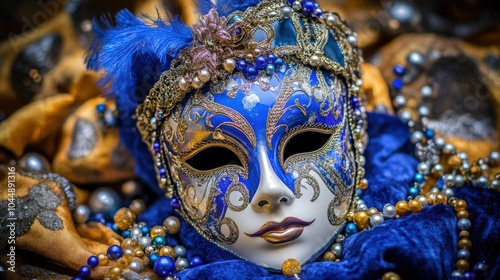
[283,131,332,162]
[185,146,243,171]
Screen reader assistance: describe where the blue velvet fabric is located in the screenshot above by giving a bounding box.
[138,112,500,279]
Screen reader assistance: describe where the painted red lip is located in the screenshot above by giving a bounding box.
[245,217,315,244]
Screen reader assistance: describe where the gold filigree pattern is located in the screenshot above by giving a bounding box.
[217,217,239,244]
[294,173,320,202]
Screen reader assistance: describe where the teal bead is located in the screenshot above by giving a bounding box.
[266,64,276,75]
[152,236,166,249]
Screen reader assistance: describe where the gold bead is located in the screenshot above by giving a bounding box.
[454,200,468,211]
[426,193,436,205]
[395,201,409,216]
[458,238,472,249]
[323,251,336,262]
[116,257,128,269]
[408,200,422,213]
[281,258,301,276]
[245,53,254,61]
[163,216,181,235]
[123,248,134,262]
[347,211,355,221]
[456,259,470,272]
[434,193,447,204]
[98,253,109,266]
[114,208,136,231]
[159,246,175,257]
[150,225,167,239]
[134,248,145,258]
[382,271,401,280]
[129,199,146,215]
[448,155,462,168]
[457,210,469,219]
[470,165,482,178]
[121,238,136,249]
[358,178,368,190]
[353,211,370,230]
[368,207,379,216]
[109,266,122,278]
[459,230,469,239]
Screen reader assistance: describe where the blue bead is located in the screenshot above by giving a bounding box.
[244,65,258,80]
[96,103,107,114]
[153,141,161,153]
[313,9,323,17]
[159,167,167,178]
[152,236,167,248]
[435,178,444,190]
[393,64,406,77]
[72,277,84,280]
[87,255,99,268]
[275,58,285,69]
[255,56,267,70]
[457,218,471,231]
[107,245,123,261]
[425,129,435,139]
[141,225,150,235]
[457,249,470,260]
[149,253,159,267]
[302,0,316,15]
[408,187,419,198]
[345,222,358,235]
[287,0,294,5]
[122,230,130,238]
[357,189,363,196]
[111,223,120,232]
[392,78,403,91]
[265,64,276,75]
[414,173,425,183]
[171,197,181,209]
[189,256,204,268]
[79,265,91,278]
[463,272,476,280]
[236,59,247,72]
[227,14,241,25]
[154,256,176,277]
[267,53,277,64]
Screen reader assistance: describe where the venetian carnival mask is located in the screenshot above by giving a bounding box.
[133,0,364,270]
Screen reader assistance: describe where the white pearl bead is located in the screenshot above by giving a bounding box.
[198,69,211,82]
[370,214,385,227]
[282,6,293,18]
[192,76,204,89]
[223,58,236,72]
[347,35,358,45]
[178,77,189,90]
[309,55,321,66]
[326,14,336,25]
[129,260,142,272]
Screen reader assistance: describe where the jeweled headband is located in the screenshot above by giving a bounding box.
[136,0,367,200]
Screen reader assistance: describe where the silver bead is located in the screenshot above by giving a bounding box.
[434,137,445,150]
[330,243,342,258]
[457,152,468,161]
[139,236,152,250]
[457,218,471,230]
[73,205,91,224]
[476,176,488,188]
[420,85,433,99]
[416,195,428,207]
[192,76,204,89]
[292,1,302,11]
[417,162,430,175]
[454,175,465,187]
[129,260,142,272]
[462,162,471,172]
[444,174,455,186]
[130,227,143,241]
[178,77,189,91]
[432,163,444,174]
[309,55,321,66]
[88,188,122,215]
[176,258,189,271]
[480,163,489,171]
[20,152,51,171]
[282,6,293,18]
[223,58,236,72]
[326,14,336,25]
[359,155,366,166]
[144,245,155,255]
[490,179,499,190]
[407,51,425,68]
[347,35,358,45]
[198,69,211,83]
[174,245,187,258]
[489,151,500,166]
[410,131,424,144]
[335,234,345,244]
[418,106,429,118]
[451,270,463,278]
[356,79,363,87]
[383,204,396,218]
[370,214,385,227]
[442,188,454,198]
[457,249,470,260]
[399,109,412,123]
[442,143,456,155]
[389,2,420,26]
[393,95,406,108]
[356,203,368,211]
[150,117,157,129]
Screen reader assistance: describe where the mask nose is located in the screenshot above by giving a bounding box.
[251,147,294,212]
